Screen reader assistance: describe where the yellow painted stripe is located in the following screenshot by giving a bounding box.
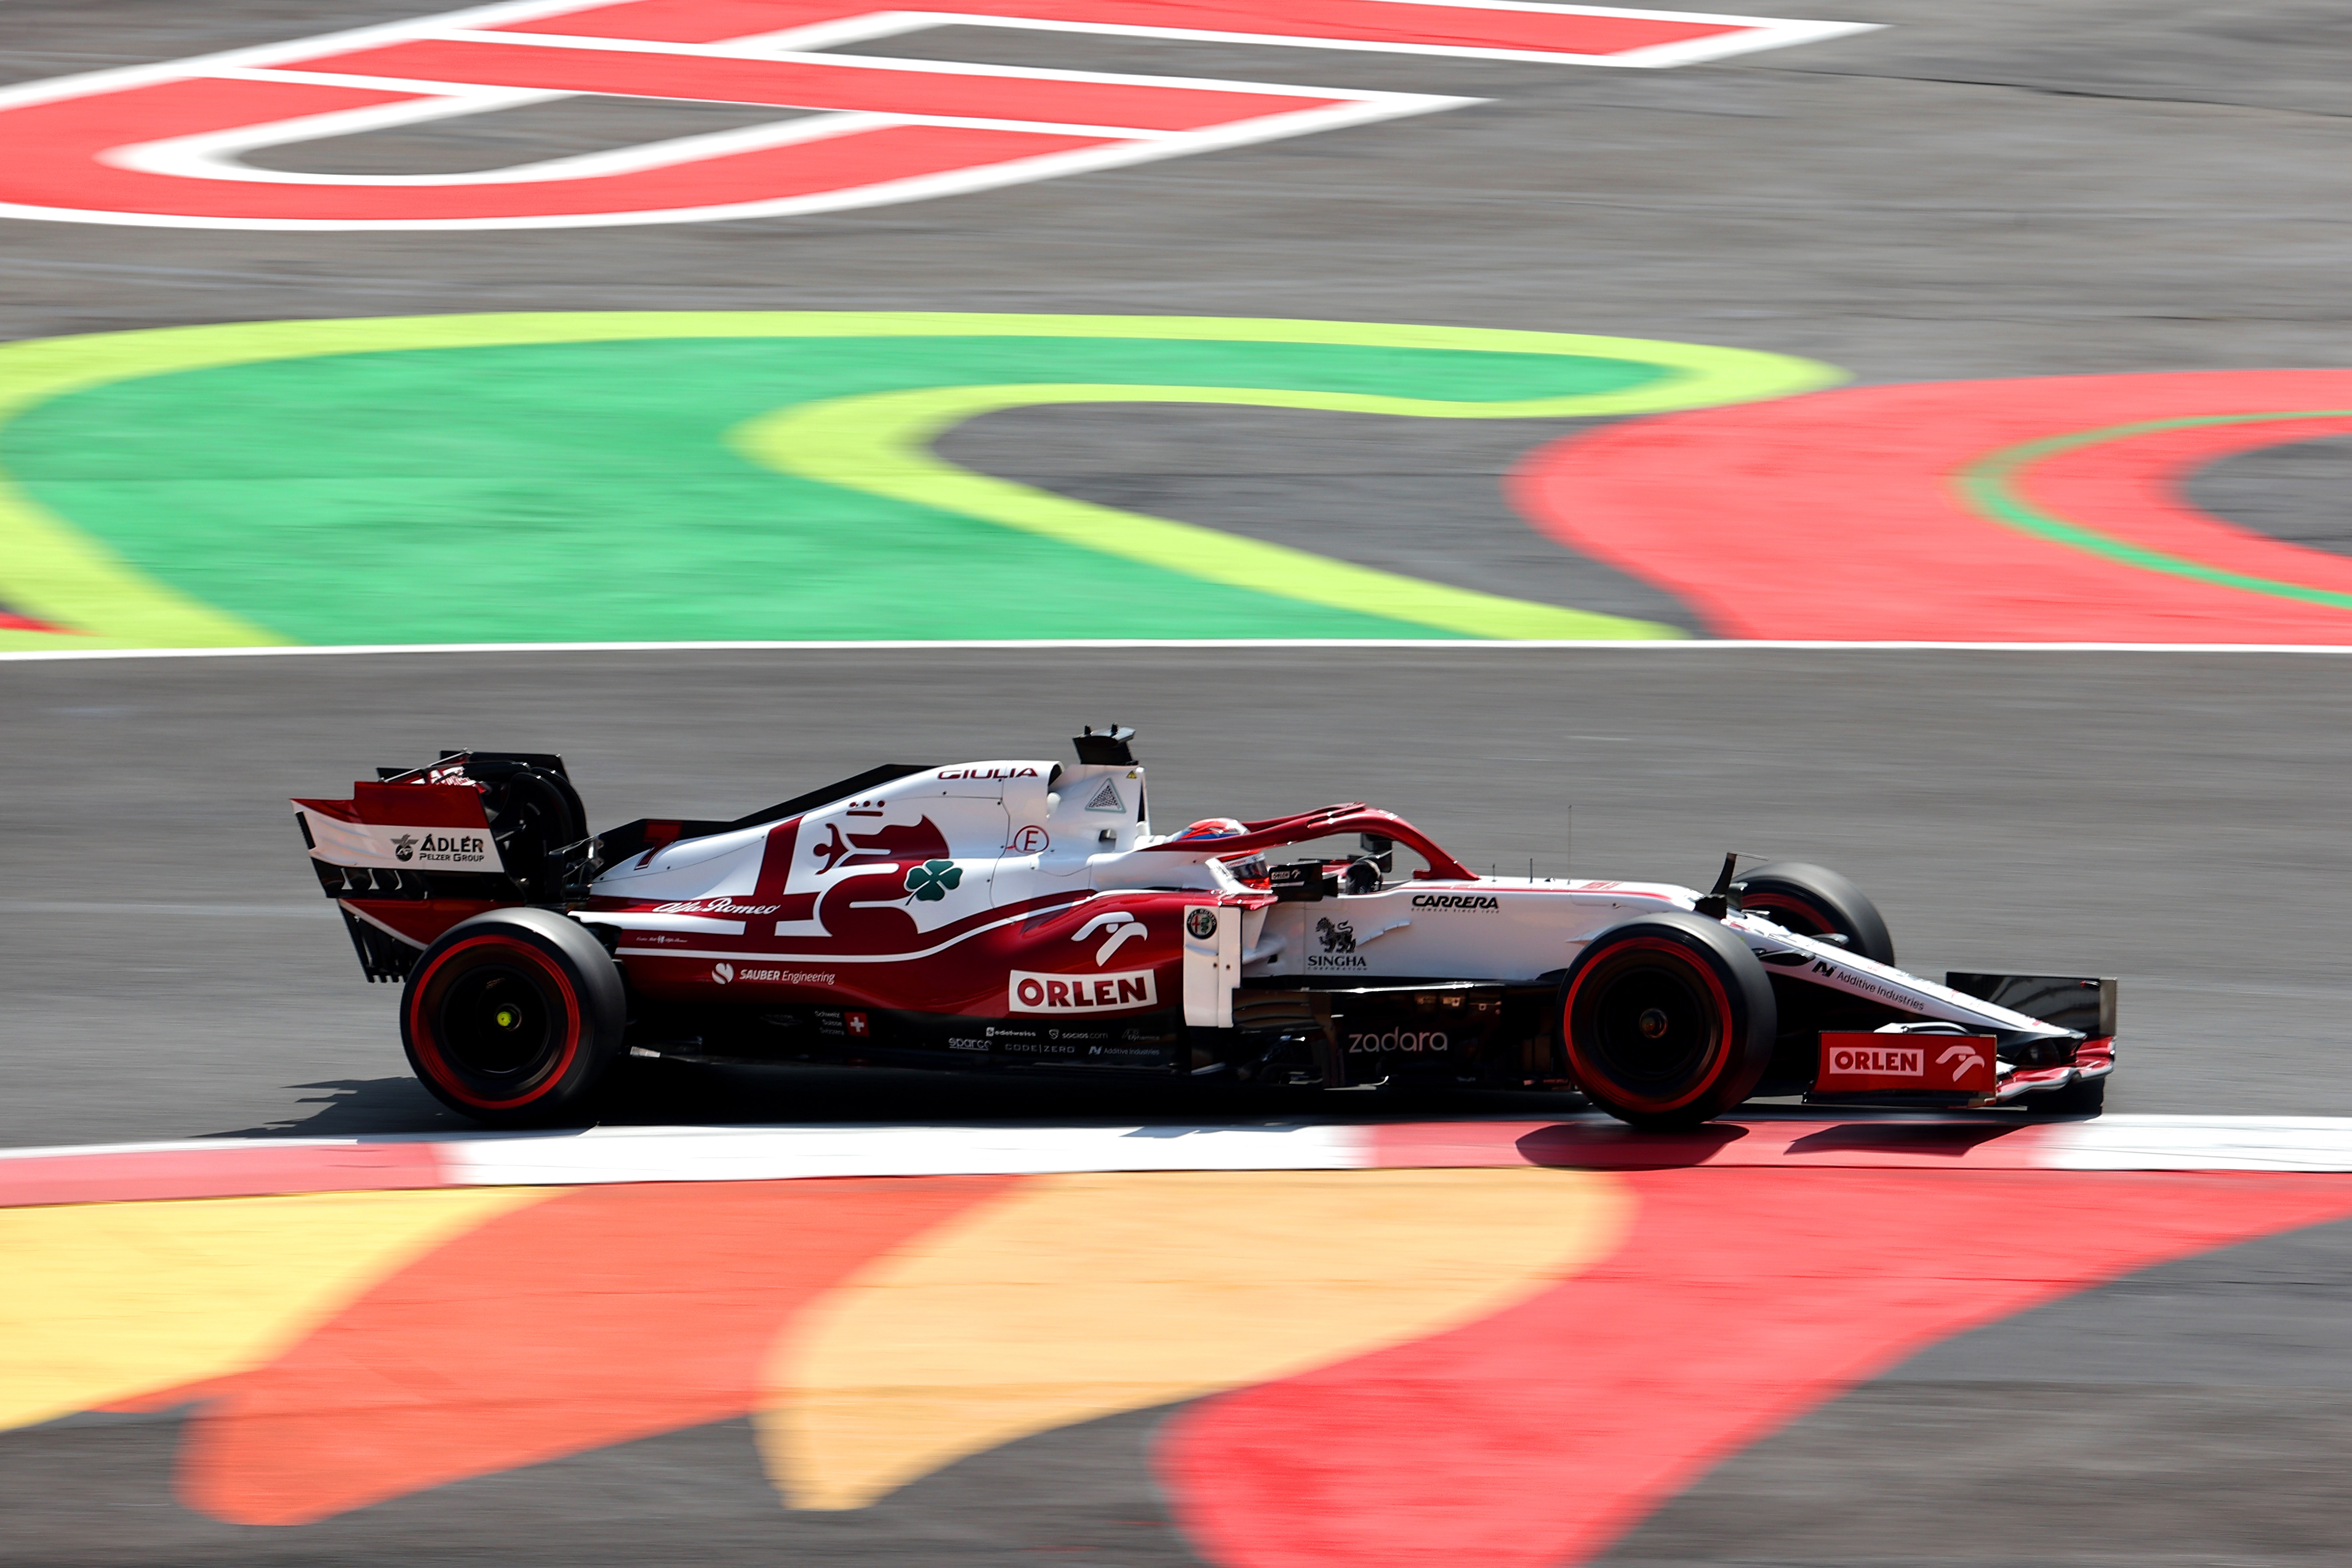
[734,329,1837,642]
[0,312,1841,650]
[759,1167,1629,1510]
[743,385,1671,640]
[0,1186,551,1432]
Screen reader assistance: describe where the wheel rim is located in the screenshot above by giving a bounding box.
[1567,940,1729,1113]
[409,936,581,1110]
[441,964,557,1077]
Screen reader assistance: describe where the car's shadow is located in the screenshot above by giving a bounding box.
[208,1068,2075,1166]
[204,1077,475,1139]
[205,1061,1596,1139]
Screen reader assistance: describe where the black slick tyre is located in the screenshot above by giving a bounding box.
[401,907,625,1126]
[1731,861,1896,966]
[1561,912,1776,1130]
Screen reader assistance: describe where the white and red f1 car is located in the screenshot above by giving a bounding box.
[294,729,2116,1127]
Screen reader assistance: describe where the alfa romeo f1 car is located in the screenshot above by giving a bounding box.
[293,729,2116,1127]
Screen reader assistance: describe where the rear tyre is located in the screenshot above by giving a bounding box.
[1731,861,1896,966]
[1561,912,1776,1130]
[401,907,625,1126]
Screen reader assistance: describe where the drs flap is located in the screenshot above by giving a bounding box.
[293,778,501,873]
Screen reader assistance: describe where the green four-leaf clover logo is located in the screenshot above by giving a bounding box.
[904,859,963,902]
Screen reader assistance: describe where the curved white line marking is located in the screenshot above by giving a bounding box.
[0,94,1452,231]
[107,100,906,188]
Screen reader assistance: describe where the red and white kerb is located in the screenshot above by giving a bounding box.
[0,0,1873,229]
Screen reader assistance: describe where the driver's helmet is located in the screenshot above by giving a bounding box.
[1174,818,1265,885]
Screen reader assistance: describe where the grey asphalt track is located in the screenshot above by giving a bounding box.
[7,0,2349,1134]
[937,409,1709,631]
[10,0,2352,382]
[6,644,2350,1147]
[9,0,2352,1563]
[2189,436,2352,558]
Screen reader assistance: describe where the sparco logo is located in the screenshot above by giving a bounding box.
[1411,894,1499,910]
[1348,1029,1450,1054]
[1009,968,1158,1013]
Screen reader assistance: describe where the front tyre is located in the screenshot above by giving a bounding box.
[1561,912,1776,1130]
[401,907,625,1126]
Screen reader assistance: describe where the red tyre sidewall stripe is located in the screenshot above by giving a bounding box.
[1561,934,1736,1115]
[1736,893,1820,931]
[406,934,584,1112]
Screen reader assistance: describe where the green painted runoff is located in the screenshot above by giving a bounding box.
[2,336,1668,645]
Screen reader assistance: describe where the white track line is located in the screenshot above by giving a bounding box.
[2040,1115,2352,1173]
[8,639,2352,663]
[11,1116,2352,1204]
[442,1121,1368,1184]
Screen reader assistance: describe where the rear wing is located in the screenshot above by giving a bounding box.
[296,751,591,981]
[295,749,587,890]
[294,778,504,877]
